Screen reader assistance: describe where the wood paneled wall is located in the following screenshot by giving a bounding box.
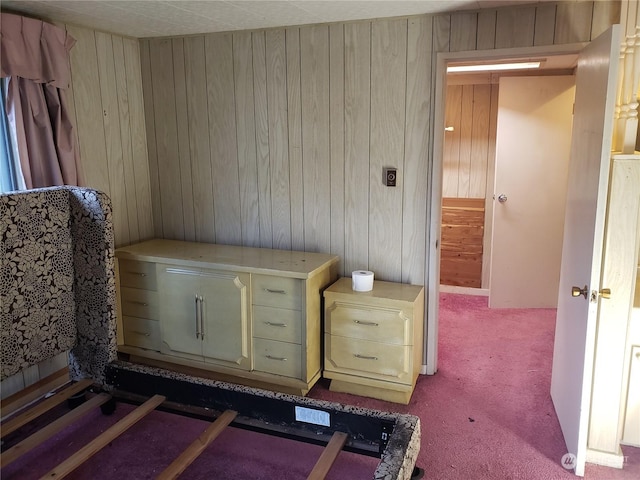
[141,18,432,283]
[54,0,619,286]
[442,83,498,198]
[65,25,154,248]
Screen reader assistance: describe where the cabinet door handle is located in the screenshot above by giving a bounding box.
[199,295,205,340]
[265,321,287,327]
[265,288,286,294]
[354,353,378,361]
[195,295,200,339]
[354,320,379,327]
[265,355,288,361]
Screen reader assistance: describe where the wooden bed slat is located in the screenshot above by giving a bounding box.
[1,393,112,468]
[307,431,348,480]
[1,379,94,438]
[39,394,166,480]
[157,409,238,480]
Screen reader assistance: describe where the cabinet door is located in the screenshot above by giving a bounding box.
[158,266,204,360]
[199,270,252,370]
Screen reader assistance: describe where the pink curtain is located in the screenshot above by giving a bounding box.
[1,13,84,188]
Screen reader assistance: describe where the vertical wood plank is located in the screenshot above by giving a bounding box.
[555,1,594,44]
[344,22,370,273]
[95,31,129,247]
[457,84,474,198]
[534,3,557,46]
[233,32,260,247]
[450,11,477,52]
[469,84,491,198]
[286,27,305,252]
[301,25,331,254]
[433,15,451,53]
[477,10,497,50]
[252,31,273,248]
[172,38,196,242]
[149,38,184,240]
[185,36,216,243]
[67,26,110,196]
[113,37,140,245]
[443,85,462,197]
[329,23,345,274]
[591,0,621,39]
[496,6,536,48]
[122,38,153,241]
[139,39,163,238]
[369,19,406,281]
[403,16,432,285]
[205,33,242,245]
[266,29,292,250]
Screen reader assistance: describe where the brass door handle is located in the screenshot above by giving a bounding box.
[571,285,588,299]
[599,288,611,299]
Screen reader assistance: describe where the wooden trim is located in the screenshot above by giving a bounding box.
[1,367,70,419]
[307,431,348,480]
[40,394,166,479]
[157,409,238,480]
[1,379,93,438]
[1,393,112,468]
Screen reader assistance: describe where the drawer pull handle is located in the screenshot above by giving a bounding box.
[354,320,379,327]
[128,271,147,277]
[354,354,378,361]
[265,321,287,327]
[132,330,151,337]
[127,300,149,306]
[265,288,286,294]
[266,355,287,361]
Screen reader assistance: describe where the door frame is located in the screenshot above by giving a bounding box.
[425,41,588,375]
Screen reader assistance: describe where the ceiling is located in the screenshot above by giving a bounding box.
[2,0,539,39]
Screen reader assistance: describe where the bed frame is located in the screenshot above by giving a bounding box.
[1,361,421,479]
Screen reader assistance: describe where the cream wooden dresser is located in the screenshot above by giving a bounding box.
[115,239,338,395]
[323,277,424,404]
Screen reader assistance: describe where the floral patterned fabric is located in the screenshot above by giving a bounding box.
[1,186,117,385]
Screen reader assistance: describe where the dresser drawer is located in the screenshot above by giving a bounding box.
[252,275,302,310]
[253,305,301,344]
[325,301,411,345]
[120,287,158,320]
[123,316,161,351]
[119,260,157,290]
[253,338,302,379]
[324,334,412,383]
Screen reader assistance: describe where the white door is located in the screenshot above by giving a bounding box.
[490,75,576,308]
[550,25,620,477]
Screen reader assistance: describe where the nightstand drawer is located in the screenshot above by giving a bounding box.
[325,301,411,345]
[252,275,302,310]
[123,316,160,351]
[119,260,157,290]
[324,334,412,383]
[254,338,302,378]
[253,305,301,344]
[120,287,158,320]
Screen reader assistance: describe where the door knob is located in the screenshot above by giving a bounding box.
[497,194,508,203]
[571,285,588,299]
[599,288,611,299]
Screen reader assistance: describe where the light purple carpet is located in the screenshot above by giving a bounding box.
[2,292,639,479]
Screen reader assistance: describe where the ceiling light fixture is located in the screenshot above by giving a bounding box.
[447,61,542,73]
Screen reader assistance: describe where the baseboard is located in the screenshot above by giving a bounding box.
[439,285,489,296]
[586,448,625,469]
